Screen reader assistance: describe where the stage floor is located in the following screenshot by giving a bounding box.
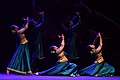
[0,73,120,80]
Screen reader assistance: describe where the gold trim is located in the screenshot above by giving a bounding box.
[7,68,31,74]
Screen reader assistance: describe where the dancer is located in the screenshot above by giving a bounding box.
[61,12,81,59]
[78,32,115,77]
[35,34,78,76]
[30,11,45,73]
[7,17,32,75]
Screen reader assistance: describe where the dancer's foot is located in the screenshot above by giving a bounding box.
[34,72,39,75]
[6,69,10,75]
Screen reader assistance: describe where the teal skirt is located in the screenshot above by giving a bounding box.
[78,61,115,77]
[7,43,31,74]
[38,61,78,76]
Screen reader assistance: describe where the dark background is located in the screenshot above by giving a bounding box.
[0,0,120,75]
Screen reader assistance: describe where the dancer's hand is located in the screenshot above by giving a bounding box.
[97,32,101,37]
[39,11,44,16]
[58,34,64,40]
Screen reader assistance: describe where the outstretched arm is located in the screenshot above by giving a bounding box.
[35,11,44,28]
[95,32,103,53]
[71,12,80,21]
[56,34,65,54]
[18,17,29,33]
[30,12,44,32]
[70,16,77,22]
[71,12,81,29]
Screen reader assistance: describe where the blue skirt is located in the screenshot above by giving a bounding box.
[38,61,78,76]
[7,43,31,74]
[78,61,115,77]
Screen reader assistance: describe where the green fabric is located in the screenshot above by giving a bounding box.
[79,62,115,77]
[38,62,78,76]
[7,43,31,74]
[66,29,78,59]
[33,31,44,59]
[31,16,44,60]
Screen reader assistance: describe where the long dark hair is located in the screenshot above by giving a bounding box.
[50,45,56,54]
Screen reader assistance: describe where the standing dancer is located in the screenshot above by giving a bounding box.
[61,12,81,59]
[29,11,45,73]
[7,17,32,75]
[78,32,115,77]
